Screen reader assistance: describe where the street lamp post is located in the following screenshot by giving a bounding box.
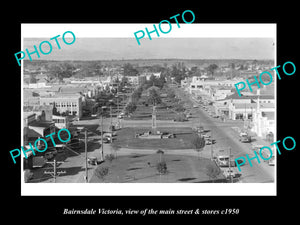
[98,106,106,162]
[101,113,104,161]
[228,147,233,183]
[85,129,88,183]
[108,99,114,144]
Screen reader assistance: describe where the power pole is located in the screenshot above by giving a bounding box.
[101,114,104,161]
[110,105,113,143]
[228,147,233,183]
[84,129,88,183]
[44,159,66,183]
[211,129,213,160]
[110,105,112,128]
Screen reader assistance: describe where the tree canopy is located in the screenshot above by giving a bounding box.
[147,88,161,105]
[123,63,139,76]
[207,64,218,77]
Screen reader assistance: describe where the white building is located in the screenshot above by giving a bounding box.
[251,99,275,138]
[27,78,52,89]
[188,77,242,95]
[52,115,70,130]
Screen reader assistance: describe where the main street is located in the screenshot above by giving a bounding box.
[173,86,275,183]
[68,87,274,183]
[34,85,274,183]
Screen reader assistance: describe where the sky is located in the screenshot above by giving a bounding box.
[23,38,275,61]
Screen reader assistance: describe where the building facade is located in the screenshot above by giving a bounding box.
[40,94,83,118]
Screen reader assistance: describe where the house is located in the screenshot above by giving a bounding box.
[23,105,53,122]
[28,78,51,89]
[52,114,70,129]
[127,76,139,85]
[23,112,56,146]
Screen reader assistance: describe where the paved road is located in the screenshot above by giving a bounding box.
[35,86,274,183]
[174,87,275,183]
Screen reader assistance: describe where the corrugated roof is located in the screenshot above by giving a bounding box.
[23,105,53,112]
[224,93,274,100]
[234,103,257,109]
[233,102,274,109]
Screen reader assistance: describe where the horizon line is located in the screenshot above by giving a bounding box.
[24,58,275,62]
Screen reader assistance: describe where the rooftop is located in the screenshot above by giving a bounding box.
[233,102,274,109]
[263,111,275,120]
[23,105,53,112]
[224,93,274,100]
[40,93,82,99]
[28,120,54,128]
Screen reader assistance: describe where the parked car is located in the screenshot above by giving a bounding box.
[215,155,230,167]
[88,157,98,165]
[201,134,211,139]
[205,138,216,145]
[186,112,192,118]
[100,137,110,143]
[239,132,251,143]
[194,126,204,133]
[223,168,241,179]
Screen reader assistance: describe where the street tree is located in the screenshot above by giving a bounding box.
[147,88,161,105]
[48,62,76,81]
[174,113,186,122]
[156,149,164,163]
[125,102,137,115]
[95,166,109,182]
[171,64,185,84]
[173,102,185,112]
[156,161,167,175]
[166,89,175,99]
[205,164,221,183]
[207,64,218,77]
[192,135,206,159]
[123,63,138,76]
[105,154,115,163]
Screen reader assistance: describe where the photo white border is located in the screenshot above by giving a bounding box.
[21,23,277,196]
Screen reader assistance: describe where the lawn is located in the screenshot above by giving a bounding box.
[112,127,199,150]
[125,87,183,121]
[127,102,179,121]
[89,154,226,183]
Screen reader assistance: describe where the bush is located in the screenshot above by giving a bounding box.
[95,166,109,181]
[205,164,221,182]
[174,113,186,122]
[192,135,206,159]
[125,102,137,114]
[173,103,185,112]
[105,154,115,163]
[156,161,168,175]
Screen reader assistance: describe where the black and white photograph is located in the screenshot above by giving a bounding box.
[19,24,277,196]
